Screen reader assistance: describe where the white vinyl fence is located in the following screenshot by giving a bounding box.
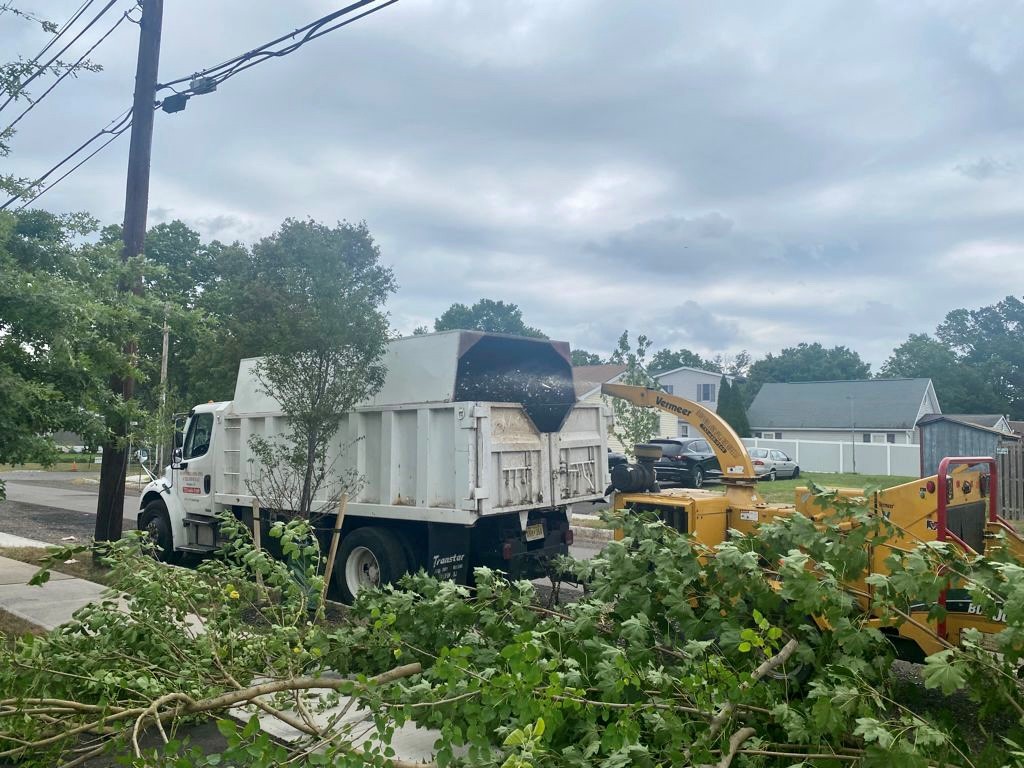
[742,438,919,477]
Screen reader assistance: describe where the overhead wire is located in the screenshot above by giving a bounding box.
[157,0,385,92]
[0,106,136,211]
[1,4,139,138]
[9,0,96,73]
[199,0,399,88]
[8,0,400,211]
[0,0,120,114]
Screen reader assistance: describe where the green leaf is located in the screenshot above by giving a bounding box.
[921,653,966,695]
[216,719,237,739]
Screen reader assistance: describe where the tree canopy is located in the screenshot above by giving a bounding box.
[649,347,720,374]
[0,211,155,470]
[744,343,871,405]
[432,298,547,338]
[570,349,604,366]
[879,333,1006,414]
[936,296,1024,418]
[716,376,750,437]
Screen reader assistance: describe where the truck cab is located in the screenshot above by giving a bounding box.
[137,402,229,560]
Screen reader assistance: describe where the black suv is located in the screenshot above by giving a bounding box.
[649,438,721,488]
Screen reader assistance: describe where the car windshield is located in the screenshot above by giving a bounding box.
[750,448,769,458]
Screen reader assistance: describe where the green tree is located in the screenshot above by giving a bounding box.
[649,347,719,374]
[433,298,547,338]
[0,210,157,498]
[936,296,1024,418]
[237,219,396,520]
[607,331,659,456]
[716,376,750,437]
[879,333,1005,413]
[570,349,604,366]
[744,342,871,405]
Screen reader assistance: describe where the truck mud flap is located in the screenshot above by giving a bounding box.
[427,523,471,584]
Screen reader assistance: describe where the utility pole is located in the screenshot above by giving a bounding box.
[95,0,164,542]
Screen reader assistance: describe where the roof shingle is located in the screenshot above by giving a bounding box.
[747,379,933,430]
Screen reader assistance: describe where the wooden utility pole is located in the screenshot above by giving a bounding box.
[95,0,164,542]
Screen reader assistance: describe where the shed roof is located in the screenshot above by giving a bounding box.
[1011,420,1024,435]
[572,364,627,398]
[916,413,1019,438]
[747,378,933,430]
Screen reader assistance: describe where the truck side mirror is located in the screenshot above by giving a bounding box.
[171,447,183,469]
[174,430,183,449]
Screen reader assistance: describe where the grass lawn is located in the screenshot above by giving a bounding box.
[0,547,114,586]
[755,472,915,504]
[0,462,101,472]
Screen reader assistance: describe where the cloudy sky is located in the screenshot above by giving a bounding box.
[5,1,1023,365]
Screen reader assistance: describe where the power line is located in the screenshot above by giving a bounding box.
[15,0,96,69]
[7,0,400,211]
[1,5,138,138]
[0,106,135,211]
[158,0,398,104]
[0,0,120,114]
[15,123,129,211]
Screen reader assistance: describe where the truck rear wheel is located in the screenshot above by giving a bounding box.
[139,501,179,564]
[334,528,409,604]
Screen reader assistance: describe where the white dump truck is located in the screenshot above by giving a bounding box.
[137,331,609,601]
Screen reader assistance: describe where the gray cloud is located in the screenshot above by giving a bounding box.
[5,0,1024,366]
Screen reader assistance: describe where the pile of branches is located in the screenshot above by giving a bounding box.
[1,491,1023,767]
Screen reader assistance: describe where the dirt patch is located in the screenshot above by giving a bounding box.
[0,546,114,586]
[0,606,46,647]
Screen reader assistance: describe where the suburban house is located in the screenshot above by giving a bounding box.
[917,413,1020,476]
[746,378,940,445]
[573,363,730,451]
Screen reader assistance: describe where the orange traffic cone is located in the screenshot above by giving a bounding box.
[71,460,78,472]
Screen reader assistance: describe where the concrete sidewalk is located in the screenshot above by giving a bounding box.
[0,551,106,631]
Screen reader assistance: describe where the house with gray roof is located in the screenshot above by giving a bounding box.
[747,378,940,445]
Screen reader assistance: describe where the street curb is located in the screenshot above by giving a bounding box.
[570,524,614,545]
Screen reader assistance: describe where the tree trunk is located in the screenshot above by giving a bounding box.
[95,438,127,542]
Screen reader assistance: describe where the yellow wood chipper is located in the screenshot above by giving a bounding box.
[602,383,1024,661]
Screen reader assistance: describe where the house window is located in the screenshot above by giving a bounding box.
[886,433,896,444]
[677,420,689,437]
[662,384,674,395]
[862,434,871,443]
[697,383,716,402]
[757,431,782,440]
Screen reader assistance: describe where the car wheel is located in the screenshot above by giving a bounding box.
[139,501,180,564]
[334,527,409,604]
[692,467,704,489]
[768,469,777,482]
[792,466,800,479]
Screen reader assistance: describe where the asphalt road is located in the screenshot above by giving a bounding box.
[0,470,140,544]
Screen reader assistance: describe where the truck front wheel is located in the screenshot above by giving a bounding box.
[334,528,409,604]
[139,501,180,564]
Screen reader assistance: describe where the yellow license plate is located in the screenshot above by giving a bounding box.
[525,523,545,542]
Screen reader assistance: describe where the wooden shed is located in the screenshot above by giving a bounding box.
[917,414,1018,476]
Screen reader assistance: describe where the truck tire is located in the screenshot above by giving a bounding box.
[139,501,179,564]
[335,528,409,604]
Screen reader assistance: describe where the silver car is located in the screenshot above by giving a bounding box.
[749,448,800,481]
